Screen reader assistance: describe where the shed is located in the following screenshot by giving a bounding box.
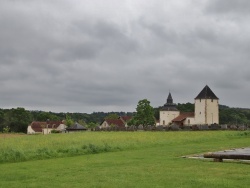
[66,122,87,132]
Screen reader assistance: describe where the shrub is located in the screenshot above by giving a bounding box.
[51,130,60,134]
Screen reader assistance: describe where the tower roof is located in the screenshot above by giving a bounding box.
[161,92,179,111]
[195,85,219,100]
[167,92,173,104]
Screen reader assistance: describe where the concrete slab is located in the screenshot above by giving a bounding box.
[183,147,250,163]
[204,147,250,161]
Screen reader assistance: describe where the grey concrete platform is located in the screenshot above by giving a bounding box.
[184,147,250,163]
[204,147,250,161]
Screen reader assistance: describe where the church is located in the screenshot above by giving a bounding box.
[159,85,219,126]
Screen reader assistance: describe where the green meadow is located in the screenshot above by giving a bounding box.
[0,131,250,187]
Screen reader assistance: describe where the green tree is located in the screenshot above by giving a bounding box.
[35,112,60,121]
[0,109,5,132]
[3,126,10,133]
[4,108,32,133]
[65,114,74,127]
[131,99,155,126]
[87,122,98,129]
[105,113,119,119]
[78,119,86,126]
[177,103,194,112]
[154,107,160,120]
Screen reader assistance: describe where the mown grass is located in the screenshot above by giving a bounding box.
[0,131,250,187]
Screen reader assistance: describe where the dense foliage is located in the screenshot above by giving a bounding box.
[0,108,134,133]
[129,99,155,126]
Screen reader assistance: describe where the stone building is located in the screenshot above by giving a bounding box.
[194,85,219,125]
[159,85,219,126]
[159,92,180,126]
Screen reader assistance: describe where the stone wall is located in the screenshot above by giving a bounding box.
[94,124,249,131]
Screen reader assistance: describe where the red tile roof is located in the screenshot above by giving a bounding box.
[119,116,132,122]
[105,119,125,128]
[30,121,64,132]
[172,112,194,122]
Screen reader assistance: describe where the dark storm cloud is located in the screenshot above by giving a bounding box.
[0,0,250,113]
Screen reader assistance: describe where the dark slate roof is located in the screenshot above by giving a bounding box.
[167,92,173,104]
[195,85,219,99]
[66,122,87,130]
[161,105,179,111]
[161,92,179,111]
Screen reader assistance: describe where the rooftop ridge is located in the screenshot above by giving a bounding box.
[195,85,219,100]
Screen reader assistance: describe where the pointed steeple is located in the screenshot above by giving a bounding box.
[167,92,173,104]
[161,92,178,111]
[195,85,219,99]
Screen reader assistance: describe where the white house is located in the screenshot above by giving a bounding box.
[100,119,126,129]
[27,121,67,134]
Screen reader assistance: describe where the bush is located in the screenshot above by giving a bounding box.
[51,130,60,134]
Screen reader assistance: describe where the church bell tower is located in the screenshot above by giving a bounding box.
[159,92,180,126]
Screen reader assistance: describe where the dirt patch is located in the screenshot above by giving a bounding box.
[0,133,26,138]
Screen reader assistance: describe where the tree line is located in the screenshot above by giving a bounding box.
[0,103,249,133]
[0,108,134,133]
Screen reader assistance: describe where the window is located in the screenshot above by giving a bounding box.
[211,99,213,102]
[200,99,201,102]
[163,120,165,125]
[188,119,190,125]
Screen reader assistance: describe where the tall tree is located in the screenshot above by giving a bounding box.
[4,108,32,133]
[130,99,155,126]
[87,122,98,129]
[35,111,60,121]
[65,114,74,127]
[0,109,5,132]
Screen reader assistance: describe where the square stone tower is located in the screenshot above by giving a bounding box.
[194,85,219,125]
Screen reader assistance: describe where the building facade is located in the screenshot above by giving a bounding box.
[27,121,67,134]
[194,85,219,125]
[159,93,180,126]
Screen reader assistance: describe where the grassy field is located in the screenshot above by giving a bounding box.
[0,131,250,187]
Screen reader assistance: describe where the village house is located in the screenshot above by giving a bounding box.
[27,121,67,134]
[100,116,132,129]
[159,85,219,126]
[119,116,132,127]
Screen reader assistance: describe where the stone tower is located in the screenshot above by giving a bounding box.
[159,92,180,126]
[194,85,219,125]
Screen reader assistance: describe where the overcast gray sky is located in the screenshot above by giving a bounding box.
[0,0,250,113]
